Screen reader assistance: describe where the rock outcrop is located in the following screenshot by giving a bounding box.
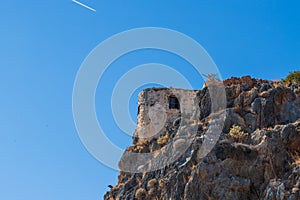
[104,76,300,200]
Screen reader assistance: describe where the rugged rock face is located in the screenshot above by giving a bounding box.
[104,76,300,200]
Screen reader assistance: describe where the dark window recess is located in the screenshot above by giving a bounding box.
[137,105,141,114]
[169,96,180,109]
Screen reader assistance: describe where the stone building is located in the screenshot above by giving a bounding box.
[134,88,198,141]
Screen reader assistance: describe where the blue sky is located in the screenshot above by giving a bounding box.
[1,0,299,199]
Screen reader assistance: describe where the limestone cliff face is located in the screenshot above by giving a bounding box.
[104,76,300,200]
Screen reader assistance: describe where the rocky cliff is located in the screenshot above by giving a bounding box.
[104,76,300,200]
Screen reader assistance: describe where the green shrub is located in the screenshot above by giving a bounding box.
[228,125,247,142]
[282,71,300,86]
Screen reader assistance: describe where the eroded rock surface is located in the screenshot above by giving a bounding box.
[104,76,300,200]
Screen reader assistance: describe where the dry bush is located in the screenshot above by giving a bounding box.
[135,188,146,200]
[147,178,157,189]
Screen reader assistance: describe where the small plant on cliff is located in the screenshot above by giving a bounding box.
[157,132,170,145]
[282,71,300,86]
[147,178,157,189]
[135,188,146,200]
[228,125,247,142]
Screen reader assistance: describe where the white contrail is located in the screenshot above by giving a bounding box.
[72,0,96,12]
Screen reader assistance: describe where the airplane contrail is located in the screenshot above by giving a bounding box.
[72,0,96,12]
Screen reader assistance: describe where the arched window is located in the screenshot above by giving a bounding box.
[169,96,180,109]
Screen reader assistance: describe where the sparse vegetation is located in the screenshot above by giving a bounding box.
[282,71,300,86]
[228,125,247,142]
[135,188,146,200]
[157,132,170,145]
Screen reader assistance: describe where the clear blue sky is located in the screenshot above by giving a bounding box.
[1,0,299,199]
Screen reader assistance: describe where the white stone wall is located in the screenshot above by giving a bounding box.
[134,88,198,140]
